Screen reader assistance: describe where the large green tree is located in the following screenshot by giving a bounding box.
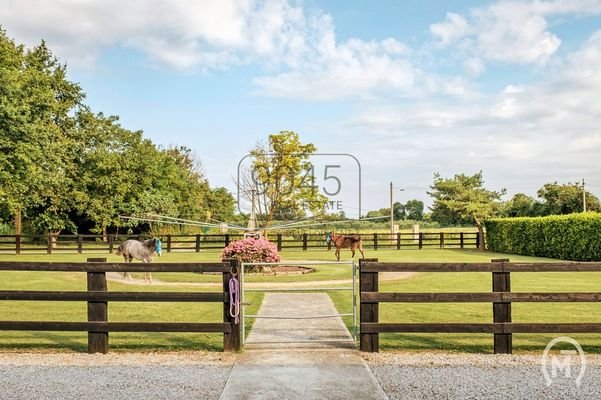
[0,28,237,236]
[72,111,148,238]
[404,199,424,221]
[502,193,537,217]
[536,182,600,215]
[0,30,84,234]
[428,171,505,250]
[247,131,327,229]
[206,187,236,222]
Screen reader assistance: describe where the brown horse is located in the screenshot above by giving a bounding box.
[328,232,365,261]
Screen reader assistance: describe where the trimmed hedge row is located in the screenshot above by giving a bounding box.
[485,213,601,261]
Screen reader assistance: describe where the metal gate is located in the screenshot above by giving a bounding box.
[239,260,357,345]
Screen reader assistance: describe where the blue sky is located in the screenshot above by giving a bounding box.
[2,0,601,217]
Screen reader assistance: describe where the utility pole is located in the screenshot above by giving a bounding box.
[582,178,587,212]
[390,182,393,236]
[390,183,405,236]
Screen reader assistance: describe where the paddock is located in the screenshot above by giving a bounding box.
[1,249,601,353]
[1,251,601,399]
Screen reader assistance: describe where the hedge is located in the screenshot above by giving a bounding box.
[485,213,601,261]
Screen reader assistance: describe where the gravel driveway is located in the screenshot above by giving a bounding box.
[0,352,235,400]
[3,351,601,399]
[365,352,601,400]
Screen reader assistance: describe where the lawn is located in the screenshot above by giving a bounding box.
[327,253,601,354]
[1,248,600,353]
[0,260,264,352]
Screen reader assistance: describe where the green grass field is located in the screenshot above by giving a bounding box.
[1,248,599,353]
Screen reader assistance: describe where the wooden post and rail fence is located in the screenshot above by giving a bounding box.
[359,258,601,353]
[0,258,242,353]
[0,232,480,254]
[2,257,601,354]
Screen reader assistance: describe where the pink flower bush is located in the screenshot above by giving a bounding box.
[221,237,281,263]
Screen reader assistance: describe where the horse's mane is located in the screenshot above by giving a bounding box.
[331,233,361,242]
[141,238,156,248]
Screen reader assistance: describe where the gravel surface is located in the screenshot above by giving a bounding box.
[0,352,236,400]
[4,350,600,399]
[365,352,601,400]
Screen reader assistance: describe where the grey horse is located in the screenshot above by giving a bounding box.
[115,238,162,283]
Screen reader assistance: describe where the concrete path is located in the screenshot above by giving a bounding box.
[219,293,388,400]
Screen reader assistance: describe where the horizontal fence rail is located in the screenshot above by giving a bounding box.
[0,232,479,254]
[359,258,601,354]
[0,258,241,353]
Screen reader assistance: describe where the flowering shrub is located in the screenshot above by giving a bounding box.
[221,237,281,264]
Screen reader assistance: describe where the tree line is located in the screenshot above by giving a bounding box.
[0,28,236,237]
[366,177,599,225]
[362,172,599,250]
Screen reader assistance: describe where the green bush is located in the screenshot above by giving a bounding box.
[485,213,601,261]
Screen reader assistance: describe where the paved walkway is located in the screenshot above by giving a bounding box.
[219,293,388,400]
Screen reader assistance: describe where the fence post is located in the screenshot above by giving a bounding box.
[302,233,308,251]
[15,235,21,255]
[396,233,401,250]
[360,258,379,352]
[418,232,423,249]
[476,232,481,249]
[277,233,282,251]
[373,233,378,250]
[87,257,108,354]
[223,258,241,352]
[460,232,464,249]
[195,234,201,252]
[440,232,444,249]
[108,234,114,254]
[77,234,83,254]
[167,235,172,253]
[47,234,52,254]
[225,234,230,247]
[492,258,512,354]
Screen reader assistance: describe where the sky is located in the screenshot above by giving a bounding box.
[2,0,601,218]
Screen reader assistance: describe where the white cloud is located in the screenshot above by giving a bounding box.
[564,30,601,85]
[430,12,471,45]
[430,0,601,70]
[531,0,601,15]
[0,0,311,70]
[346,30,601,192]
[502,84,526,94]
[1,0,445,100]
[252,35,417,100]
[463,57,486,76]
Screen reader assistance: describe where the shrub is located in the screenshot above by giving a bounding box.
[221,237,281,263]
[485,212,601,261]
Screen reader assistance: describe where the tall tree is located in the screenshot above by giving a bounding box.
[206,187,236,222]
[428,171,505,250]
[73,111,146,238]
[247,131,327,229]
[393,202,405,220]
[404,199,424,221]
[0,31,84,234]
[536,182,600,215]
[503,193,537,217]
[0,29,236,236]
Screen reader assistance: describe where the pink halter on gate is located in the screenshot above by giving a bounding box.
[228,269,240,325]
